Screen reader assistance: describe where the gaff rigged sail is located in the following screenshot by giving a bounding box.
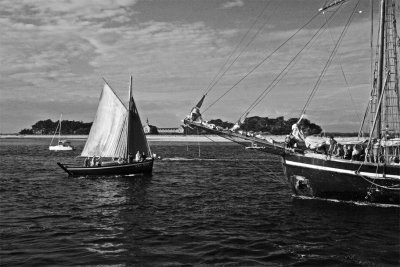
[81,84,128,158]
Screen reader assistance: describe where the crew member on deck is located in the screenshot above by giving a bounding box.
[285,134,297,149]
[291,123,304,141]
[290,114,306,149]
[335,144,344,159]
[135,151,141,162]
[326,136,337,160]
[351,144,362,161]
[91,156,96,166]
[343,145,352,160]
[84,157,90,167]
[291,113,305,141]
[189,107,202,122]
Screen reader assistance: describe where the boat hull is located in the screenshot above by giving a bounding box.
[282,154,400,205]
[49,145,74,151]
[57,159,154,177]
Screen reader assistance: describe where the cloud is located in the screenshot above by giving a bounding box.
[0,0,242,132]
[220,0,244,9]
[0,0,390,133]
[0,0,138,26]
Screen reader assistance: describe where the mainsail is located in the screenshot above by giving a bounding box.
[81,79,151,159]
[81,84,128,158]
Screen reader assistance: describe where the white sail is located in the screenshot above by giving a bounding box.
[81,84,128,158]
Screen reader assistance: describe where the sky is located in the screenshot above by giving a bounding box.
[0,0,398,133]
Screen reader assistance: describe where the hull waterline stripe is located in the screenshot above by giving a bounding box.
[68,161,152,171]
[284,160,400,180]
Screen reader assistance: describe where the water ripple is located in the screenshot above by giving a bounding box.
[0,139,399,266]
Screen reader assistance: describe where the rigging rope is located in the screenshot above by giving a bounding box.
[323,10,361,123]
[203,0,273,96]
[356,161,400,191]
[202,135,287,185]
[300,0,361,117]
[358,100,371,137]
[239,8,342,120]
[203,11,323,113]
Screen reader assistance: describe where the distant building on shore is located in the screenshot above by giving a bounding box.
[157,127,185,134]
[143,119,159,134]
[143,119,185,135]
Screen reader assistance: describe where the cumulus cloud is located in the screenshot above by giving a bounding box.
[1,0,137,25]
[0,0,385,133]
[0,0,242,132]
[220,0,244,9]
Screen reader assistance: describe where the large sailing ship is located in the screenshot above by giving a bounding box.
[183,0,400,205]
[58,76,153,177]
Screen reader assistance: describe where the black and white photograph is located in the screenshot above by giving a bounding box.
[1,0,399,266]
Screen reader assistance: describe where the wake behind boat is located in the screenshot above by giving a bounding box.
[58,76,154,177]
[183,0,400,205]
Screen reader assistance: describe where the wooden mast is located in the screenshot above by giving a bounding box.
[127,76,133,159]
[59,113,62,143]
[375,0,386,139]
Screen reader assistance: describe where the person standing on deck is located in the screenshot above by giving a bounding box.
[290,114,306,149]
[91,156,96,167]
[335,143,344,159]
[135,151,141,162]
[141,152,146,162]
[291,124,305,142]
[326,136,337,160]
[291,114,305,141]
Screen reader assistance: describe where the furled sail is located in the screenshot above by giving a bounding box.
[81,84,128,158]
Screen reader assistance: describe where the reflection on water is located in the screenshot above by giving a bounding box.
[0,138,399,266]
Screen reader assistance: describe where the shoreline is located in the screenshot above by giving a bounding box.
[0,134,364,143]
[0,134,232,142]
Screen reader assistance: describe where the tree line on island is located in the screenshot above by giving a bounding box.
[19,116,324,136]
[19,119,92,135]
[207,116,322,136]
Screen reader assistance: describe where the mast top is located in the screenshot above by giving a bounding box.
[129,75,133,101]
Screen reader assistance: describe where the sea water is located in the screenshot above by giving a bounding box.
[1,138,399,266]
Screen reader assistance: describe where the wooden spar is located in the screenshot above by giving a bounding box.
[50,114,61,146]
[129,75,133,102]
[370,0,374,92]
[59,113,62,142]
[57,162,73,176]
[376,0,386,139]
[366,72,389,151]
[127,75,133,159]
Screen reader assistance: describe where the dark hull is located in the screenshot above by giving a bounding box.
[57,159,154,177]
[282,154,400,205]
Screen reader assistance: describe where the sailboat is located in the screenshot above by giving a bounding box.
[183,0,400,205]
[57,76,154,177]
[49,114,74,151]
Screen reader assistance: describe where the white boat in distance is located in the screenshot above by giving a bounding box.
[49,114,75,151]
